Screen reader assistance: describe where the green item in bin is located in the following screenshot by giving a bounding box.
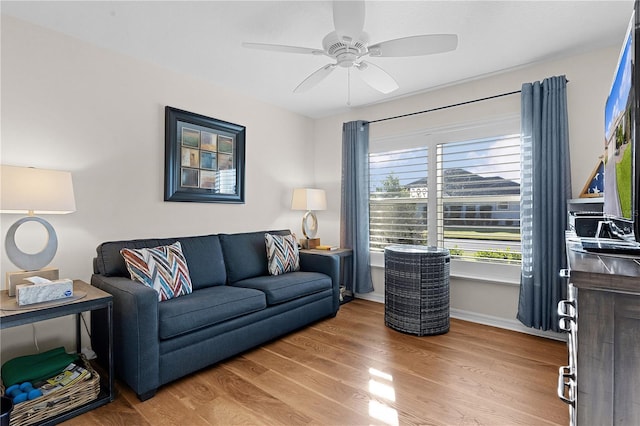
[1,347,78,388]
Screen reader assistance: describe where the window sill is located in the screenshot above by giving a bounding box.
[370,251,520,286]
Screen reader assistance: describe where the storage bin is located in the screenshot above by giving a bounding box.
[384,245,450,336]
[1,356,99,426]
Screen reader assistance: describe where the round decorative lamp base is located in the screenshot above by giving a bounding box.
[302,210,318,239]
[5,216,58,271]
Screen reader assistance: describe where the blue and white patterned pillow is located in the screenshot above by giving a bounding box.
[265,233,300,276]
[120,241,193,301]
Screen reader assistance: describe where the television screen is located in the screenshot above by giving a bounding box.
[603,8,639,242]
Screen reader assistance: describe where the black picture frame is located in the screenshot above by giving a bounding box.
[165,106,245,203]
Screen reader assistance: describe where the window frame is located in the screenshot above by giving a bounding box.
[369,115,522,283]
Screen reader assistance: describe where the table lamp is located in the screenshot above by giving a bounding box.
[291,188,326,249]
[1,165,76,295]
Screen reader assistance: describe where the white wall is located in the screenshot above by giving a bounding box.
[0,16,315,359]
[314,46,619,335]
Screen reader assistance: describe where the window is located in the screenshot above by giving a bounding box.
[437,136,521,262]
[370,147,428,251]
[369,119,522,265]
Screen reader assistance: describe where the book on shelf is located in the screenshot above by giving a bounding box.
[315,245,338,251]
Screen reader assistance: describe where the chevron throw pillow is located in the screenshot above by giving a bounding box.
[120,241,193,301]
[265,233,300,276]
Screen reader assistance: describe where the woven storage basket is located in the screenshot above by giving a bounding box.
[2,355,99,426]
[384,245,450,336]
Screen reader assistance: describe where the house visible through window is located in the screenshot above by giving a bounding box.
[370,147,428,251]
[369,125,522,264]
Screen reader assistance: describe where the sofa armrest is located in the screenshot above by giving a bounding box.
[299,252,341,313]
[90,274,160,398]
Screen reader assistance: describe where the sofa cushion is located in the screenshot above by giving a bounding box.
[265,233,300,275]
[231,271,331,305]
[95,234,226,290]
[219,230,290,283]
[121,242,193,302]
[158,286,267,340]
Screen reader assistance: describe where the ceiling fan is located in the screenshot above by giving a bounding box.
[242,1,458,95]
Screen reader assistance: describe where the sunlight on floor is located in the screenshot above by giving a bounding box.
[367,368,399,426]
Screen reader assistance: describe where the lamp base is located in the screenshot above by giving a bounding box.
[5,268,59,297]
[299,238,321,249]
[302,210,318,239]
[5,216,58,271]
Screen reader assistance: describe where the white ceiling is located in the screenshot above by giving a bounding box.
[1,1,634,119]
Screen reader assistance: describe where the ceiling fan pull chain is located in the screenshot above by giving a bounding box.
[347,67,351,106]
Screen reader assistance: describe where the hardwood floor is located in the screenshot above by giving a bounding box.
[63,299,568,425]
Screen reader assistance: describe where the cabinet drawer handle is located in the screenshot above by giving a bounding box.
[558,317,573,332]
[557,365,575,405]
[557,300,576,331]
[557,299,575,317]
[559,269,571,279]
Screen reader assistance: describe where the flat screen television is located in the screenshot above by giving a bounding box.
[603,1,640,244]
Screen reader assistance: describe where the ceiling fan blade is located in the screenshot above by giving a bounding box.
[332,0,365,41]
[356,61,399,94]
[242,42,324,56]
[369,34,458,57]
[294,64,337,93]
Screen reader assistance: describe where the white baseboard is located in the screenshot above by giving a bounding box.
[354,292,384,304]
[449,308,567,341]
[352,294,567,342]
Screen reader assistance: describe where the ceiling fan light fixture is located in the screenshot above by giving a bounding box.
[322,31,369,56]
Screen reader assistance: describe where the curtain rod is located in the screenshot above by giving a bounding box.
[367,89,522,125]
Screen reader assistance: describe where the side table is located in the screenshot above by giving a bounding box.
[300,248,354,303]
[0,280,113,425]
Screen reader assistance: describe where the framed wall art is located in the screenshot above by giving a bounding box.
[165,106,245,203]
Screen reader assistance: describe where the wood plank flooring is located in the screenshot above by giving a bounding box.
[63,299,568,425]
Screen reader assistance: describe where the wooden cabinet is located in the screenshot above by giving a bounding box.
[566,241,640,425]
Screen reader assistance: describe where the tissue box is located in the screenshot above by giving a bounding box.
[16,279,74,306]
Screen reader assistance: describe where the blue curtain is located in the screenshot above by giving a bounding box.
[341,120,374,294]
[517,76,571,331]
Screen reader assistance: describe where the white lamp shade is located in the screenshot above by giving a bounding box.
[1,165,76,214]
[291,188,327,211]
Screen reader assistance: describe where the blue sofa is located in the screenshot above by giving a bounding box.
[90,230,340,400]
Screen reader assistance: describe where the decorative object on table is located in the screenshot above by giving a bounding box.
[315,245,338,251]
[291,188,326,249]
[579,157,605,198]
[0,165,76,296]
[165,106,245,203]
